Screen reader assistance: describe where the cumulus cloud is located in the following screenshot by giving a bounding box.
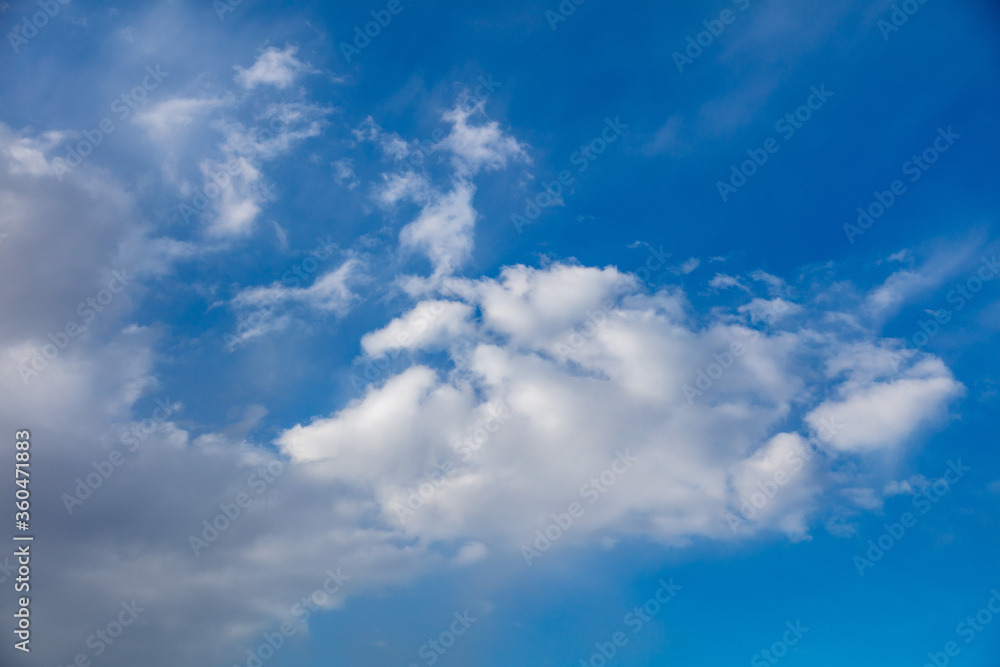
[805,358,963,453]
[0,79,975,667]
[234,45,313,90]
[275,261,965,557]
[361,300,474,357]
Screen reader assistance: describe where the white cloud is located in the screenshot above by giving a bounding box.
[677,257,700,274]
[276,261,964,557]
[452,541,489,565]
[399,180,477,278]
[232,257,364,314]
[805,358,963,453]
[234,45,313,90]
[133,97,223,140]
[738,297,801,325]
[374,170,431,208]
[361,300,474,358]
[884,475,930,496]
[864,236,981,319]
[199,155,267,237]
[709,273,748,291]
[353,117,410,161]
[192,103,330,237]
[332,157,359,189]
[435,100,529,175]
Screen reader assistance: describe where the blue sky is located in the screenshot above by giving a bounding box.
[1,0,999,665]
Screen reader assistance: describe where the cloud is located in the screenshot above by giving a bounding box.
[234,45,313,90]
[399,180,477,278]
[276,260,964,556]
[452,541,489,565]
[677,257,700,274]
[361,300,475,358]
[232,257,364,313]
[199,155,268,237]
[191,103,330,237]
[738,297,801,325]
[864,235,982,319]
[709,273,749,291]
[353,117,411,161]
[0,122,970,664]
[332,157,359,189]
[133,97,224,140]
[805,358,963,453]
[884,475,930,496]
[435,99,529,175]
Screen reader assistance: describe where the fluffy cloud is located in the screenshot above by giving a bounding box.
[276,261,964,556]
[361,300,475,357]
[0,64,974,667]
[436,100,529,175]
[234,45,314,90]
[399,181,477,278]
[805,358,963,452]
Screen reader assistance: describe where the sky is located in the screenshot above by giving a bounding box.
[0,0,999,665]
